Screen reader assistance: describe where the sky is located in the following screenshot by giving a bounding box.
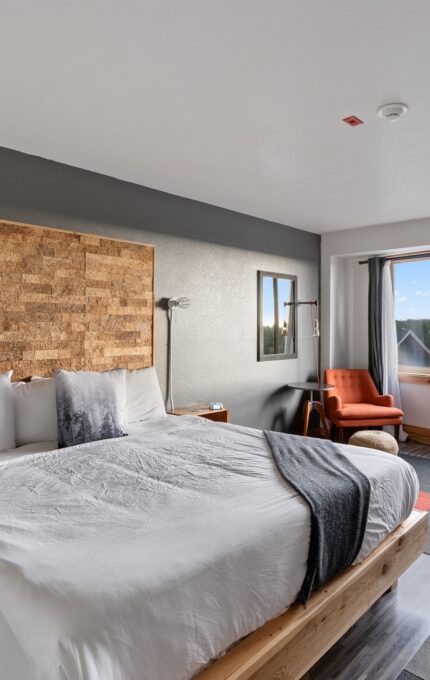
[394,259,430,320]
[263,276,292,325]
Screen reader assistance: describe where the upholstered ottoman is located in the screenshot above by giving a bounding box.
[348,430,399,455]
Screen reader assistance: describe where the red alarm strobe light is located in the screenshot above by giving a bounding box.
[342,115,364,127]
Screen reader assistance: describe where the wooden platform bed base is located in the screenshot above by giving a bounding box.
[196,510,427,680]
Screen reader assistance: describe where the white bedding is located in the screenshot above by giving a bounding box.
[0,416,418,680]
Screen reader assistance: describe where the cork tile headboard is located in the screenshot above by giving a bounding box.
[0,220,154,380]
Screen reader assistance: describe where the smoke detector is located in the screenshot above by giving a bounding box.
[377,103,408,122]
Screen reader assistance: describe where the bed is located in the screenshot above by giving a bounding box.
[0,220,426,679]
[0,414,422,680]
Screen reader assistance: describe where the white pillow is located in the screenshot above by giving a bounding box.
[0,371,15,451]
[106,368,128,431]
[126,367,166,423]
[13,378,58,446]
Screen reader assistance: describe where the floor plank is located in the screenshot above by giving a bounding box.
[309,554,430,680]
[400,440,430,459]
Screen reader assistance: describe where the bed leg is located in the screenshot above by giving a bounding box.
[384,579,398,595]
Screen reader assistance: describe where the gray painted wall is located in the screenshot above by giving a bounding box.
[0,146,320,430]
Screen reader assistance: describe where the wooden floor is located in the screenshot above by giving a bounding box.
[309,554,430,679]
[400,439,430,459]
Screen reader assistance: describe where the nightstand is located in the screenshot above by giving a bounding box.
[168,404,230,423]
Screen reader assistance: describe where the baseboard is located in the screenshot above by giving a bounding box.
[403,424,430,446]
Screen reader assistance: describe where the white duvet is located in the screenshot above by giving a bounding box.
[0,416,418,680]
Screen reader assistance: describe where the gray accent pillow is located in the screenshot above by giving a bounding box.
[55,370,123,448]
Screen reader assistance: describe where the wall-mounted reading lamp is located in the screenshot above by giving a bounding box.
[284,298,320,382]
[284,299,320,337]
[167,297,191,413]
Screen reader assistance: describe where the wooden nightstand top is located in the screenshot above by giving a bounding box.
[167,404,230,422]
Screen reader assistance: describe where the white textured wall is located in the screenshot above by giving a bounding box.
[321,217,430,428]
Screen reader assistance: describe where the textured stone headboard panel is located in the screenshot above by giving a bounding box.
[0,220,154,380]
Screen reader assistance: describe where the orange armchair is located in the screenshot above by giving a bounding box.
[324,369,403,443]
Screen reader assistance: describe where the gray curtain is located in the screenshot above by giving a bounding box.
[368,257,386,393]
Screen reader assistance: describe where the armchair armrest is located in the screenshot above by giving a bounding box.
[325,395,342,419]
[373,394,394,407]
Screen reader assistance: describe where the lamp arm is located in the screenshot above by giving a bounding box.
[283,299,318,306]
[166,297,190,413]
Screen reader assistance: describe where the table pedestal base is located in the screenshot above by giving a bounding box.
[302,399,330,438]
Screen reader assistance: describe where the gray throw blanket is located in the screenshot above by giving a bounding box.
[265,431,370,605]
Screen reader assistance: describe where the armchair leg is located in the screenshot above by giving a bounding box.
[338,427,344,444]
[394,425,400,443]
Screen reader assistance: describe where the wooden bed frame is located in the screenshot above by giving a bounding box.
[196,510,427,680]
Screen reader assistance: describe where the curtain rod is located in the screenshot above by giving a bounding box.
[358,251,430,265]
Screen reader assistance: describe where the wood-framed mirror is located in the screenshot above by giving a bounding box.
[258,271,298,361]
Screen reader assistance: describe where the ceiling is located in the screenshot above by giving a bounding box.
[1,1,430,234]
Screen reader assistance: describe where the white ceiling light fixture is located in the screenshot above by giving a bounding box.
[377,103,409,122]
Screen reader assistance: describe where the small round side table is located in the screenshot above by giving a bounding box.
[287,382,335,438]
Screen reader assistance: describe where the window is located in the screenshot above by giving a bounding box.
[394,257,430,375]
